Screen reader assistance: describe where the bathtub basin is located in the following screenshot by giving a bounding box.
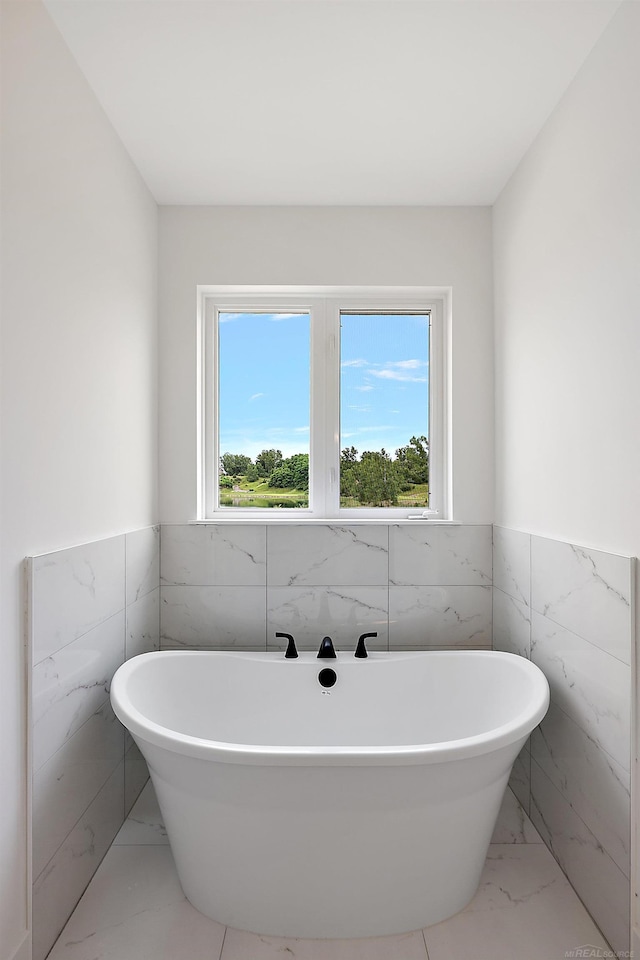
[111,649,549,938]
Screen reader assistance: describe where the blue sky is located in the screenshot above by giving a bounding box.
[218,312,429,460]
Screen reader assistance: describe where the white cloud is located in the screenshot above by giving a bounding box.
[369,370,427,382]
[249,392,264,401]
[386,359,425,370]
[268,313,304,322]
[293,426,310,433]
[355,384,374,392]
[341,358,369,368]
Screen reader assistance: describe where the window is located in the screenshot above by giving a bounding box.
[198,287,449,519]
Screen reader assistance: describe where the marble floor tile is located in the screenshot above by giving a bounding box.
[491,787,542,844]
[220,927,428,960]
[114,779,168,845]
[47,846,225,960]
[49,788,612,960]
[422,845,611,960]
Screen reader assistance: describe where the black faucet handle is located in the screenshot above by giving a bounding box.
[276,632,298,659]
[355,632,377,659]
[317,636,337,659]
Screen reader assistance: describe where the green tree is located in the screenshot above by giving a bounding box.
[395,435,429,485]
[255,448,283,478]
[268,453,309,490]
[219,474,234,489]
[220,452,252,477]
[341,448,400,506]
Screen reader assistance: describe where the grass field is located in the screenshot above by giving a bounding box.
[219,478,429,509]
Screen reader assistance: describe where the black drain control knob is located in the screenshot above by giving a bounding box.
[318,668,337,688]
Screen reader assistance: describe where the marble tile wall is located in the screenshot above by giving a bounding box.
[159,523,493,653]
[492,526,634,955]
[29,526,160,960]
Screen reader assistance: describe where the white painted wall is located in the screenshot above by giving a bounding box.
[0,3,158,956]
[158,206,493,523]
[493,1,640,558]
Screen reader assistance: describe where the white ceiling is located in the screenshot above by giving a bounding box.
[44,0,620,206]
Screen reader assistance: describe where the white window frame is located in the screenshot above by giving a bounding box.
[197,285,451,521]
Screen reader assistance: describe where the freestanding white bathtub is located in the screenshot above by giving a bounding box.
[110,649,549,939]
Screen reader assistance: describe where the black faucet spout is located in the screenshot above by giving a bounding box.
[317,636,337,659]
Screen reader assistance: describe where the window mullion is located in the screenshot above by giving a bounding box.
[310,299,338,517]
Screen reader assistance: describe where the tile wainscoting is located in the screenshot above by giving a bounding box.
[492,526,634,955]
[30,520,633,958]
[160,523,493,652]
[28,526,160,960]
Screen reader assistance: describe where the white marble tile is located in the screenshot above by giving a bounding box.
[222,927,428,959]
[493,527,530,606]
[422,844,610,960]
[33,763,125,960]
[530,611,630,772]
[124,739,149,816]
[531,536,632,664]
[33,700,124,879]
[491,788,542,844]
[531,761,629,956]
[161,523,266,586]
[266,585,388,651]
[160,585,266,649]
[115,780,167,845]
[389,523,492,586]
[46,845,226,960]
[126,587,159,659]
[33,611,126,772]
[125,526,160,605]
[388,585,492,648]
[31,535,125,665]
[493,587,530,659]
[531,700,630,877]
[267,524,388,586]
[509,743,531,815]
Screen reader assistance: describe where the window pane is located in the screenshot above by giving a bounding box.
[218,312,310,509]
[340,312,430,509]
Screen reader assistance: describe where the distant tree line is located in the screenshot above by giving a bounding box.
[220,435,428,506]
[220,450,309,490]
[340,435,429,506]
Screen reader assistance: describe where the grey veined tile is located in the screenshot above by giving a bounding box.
[531,536,632,663]
[531,700,630,877]
[389,585,492,648]
[530,611,630,772]
[390,523,492,586]
[493,587,530,659]
[267,585,388,651]
[32,611,125,772]
[45,845,225,960]
[160,584,267,649]
[492,527,530,606]
[30,535,125,664]
[161,523,266,586]
[267,524,388,586]
[126,526,160,605]
[531,762,630,957]
[422,844,610,960]
[126,588,160,659]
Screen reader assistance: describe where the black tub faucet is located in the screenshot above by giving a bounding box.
[317,636,337,659]
[276,632,298,659]
[355,632,377,658]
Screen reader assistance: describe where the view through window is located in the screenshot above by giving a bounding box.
[218,311,311,509]
[339,312,430,509]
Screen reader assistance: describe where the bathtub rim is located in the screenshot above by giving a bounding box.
[110,649,549,767]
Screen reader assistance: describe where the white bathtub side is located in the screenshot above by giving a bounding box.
[138,733,525,938]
